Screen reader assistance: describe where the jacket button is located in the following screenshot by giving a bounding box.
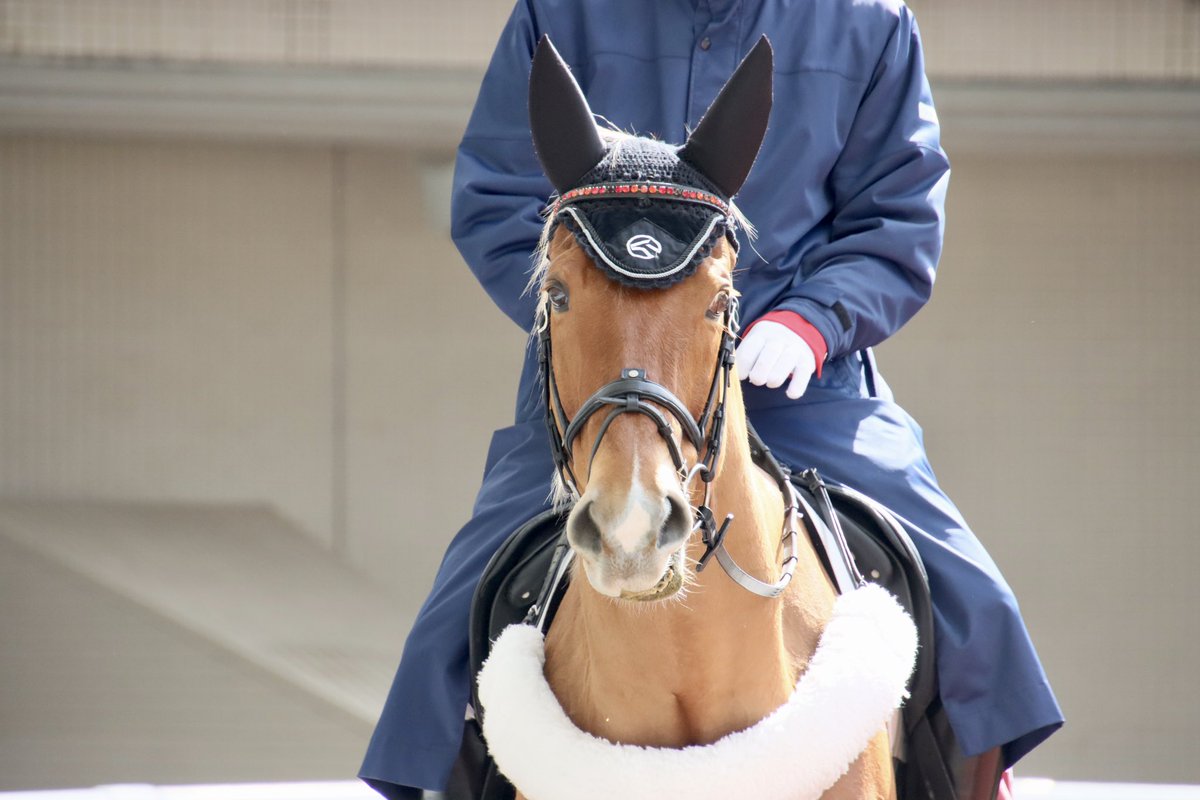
[699,37,712,51]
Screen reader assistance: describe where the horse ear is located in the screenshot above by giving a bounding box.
[529,35,607,192]
[678,36,774,198]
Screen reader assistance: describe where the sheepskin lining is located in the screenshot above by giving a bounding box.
[477,583,917,800]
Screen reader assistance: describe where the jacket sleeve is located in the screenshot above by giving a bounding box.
[773,7,950,360]
[450,0,553,330]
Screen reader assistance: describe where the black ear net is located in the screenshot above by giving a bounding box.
[678,36,774,198]
[529,35,774,199]
[528,36,607,192]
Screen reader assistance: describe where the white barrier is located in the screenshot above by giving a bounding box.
[1016,778,1200,799]
[0,784,374,800]
[2,780,1200,800]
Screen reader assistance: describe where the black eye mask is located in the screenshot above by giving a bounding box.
[549,140,739,289]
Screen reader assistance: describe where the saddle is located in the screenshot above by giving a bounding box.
[445,469,968,800]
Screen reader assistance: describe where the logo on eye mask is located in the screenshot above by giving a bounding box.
[625,234,663,261]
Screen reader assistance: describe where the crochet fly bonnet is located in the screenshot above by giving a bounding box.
[530,35,774,289]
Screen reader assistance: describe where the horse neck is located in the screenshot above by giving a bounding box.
[705,384,789,593]
[548,379,821,745]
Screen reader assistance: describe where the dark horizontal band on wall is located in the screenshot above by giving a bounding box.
[1,56,1198,154]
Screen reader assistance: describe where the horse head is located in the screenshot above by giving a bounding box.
[529,36,773,601]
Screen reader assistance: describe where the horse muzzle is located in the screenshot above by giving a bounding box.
[566,483,692,600]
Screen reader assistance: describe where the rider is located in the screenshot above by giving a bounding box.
[361,1,1064,797]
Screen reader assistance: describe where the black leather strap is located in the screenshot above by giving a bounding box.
[794,467,866,594]
[562,371,703,475]
[538,298,738,499]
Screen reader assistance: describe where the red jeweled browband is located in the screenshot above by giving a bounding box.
[554,182,729,215]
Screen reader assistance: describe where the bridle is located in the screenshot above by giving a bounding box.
[536,288,735,499]
[535,276,804,599]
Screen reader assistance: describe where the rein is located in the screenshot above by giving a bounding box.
[536,295,804,599]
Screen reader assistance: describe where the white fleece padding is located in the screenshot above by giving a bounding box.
[476,583,917,800]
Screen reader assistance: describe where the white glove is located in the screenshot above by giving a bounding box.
[734,321,817,400]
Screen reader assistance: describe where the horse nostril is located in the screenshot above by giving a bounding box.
[657,494,692,549]
[567,499,603,555]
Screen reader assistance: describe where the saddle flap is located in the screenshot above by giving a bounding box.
[468,509,568,714]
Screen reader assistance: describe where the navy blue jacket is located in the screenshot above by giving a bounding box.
[452,0,949,376]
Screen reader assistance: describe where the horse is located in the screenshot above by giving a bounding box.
[473,36,922,800]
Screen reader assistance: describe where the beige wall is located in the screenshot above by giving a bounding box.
[335,147,526,608]
[2,0,1198,81]
[914,0,1200,80]
[0,136,526,617]
[2,133,1198,783]
[0,137,339,546]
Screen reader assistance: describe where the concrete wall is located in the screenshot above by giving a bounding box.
[0,535,372,789]
[0,136,526,619]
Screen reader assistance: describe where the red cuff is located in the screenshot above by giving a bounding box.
[744,310,829,378]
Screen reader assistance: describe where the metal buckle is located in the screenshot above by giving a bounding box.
[695,507,734,572]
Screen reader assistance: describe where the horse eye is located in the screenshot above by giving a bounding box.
[546,282,570,313]
[707,291,731,319]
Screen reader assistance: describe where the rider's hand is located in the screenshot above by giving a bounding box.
[735,320,818,399]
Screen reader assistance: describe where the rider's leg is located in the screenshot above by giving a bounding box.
[963,747,1005,800]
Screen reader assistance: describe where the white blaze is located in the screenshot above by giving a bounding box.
[608,458,652,554]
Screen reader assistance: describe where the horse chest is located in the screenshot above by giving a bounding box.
[542,586,803,748]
